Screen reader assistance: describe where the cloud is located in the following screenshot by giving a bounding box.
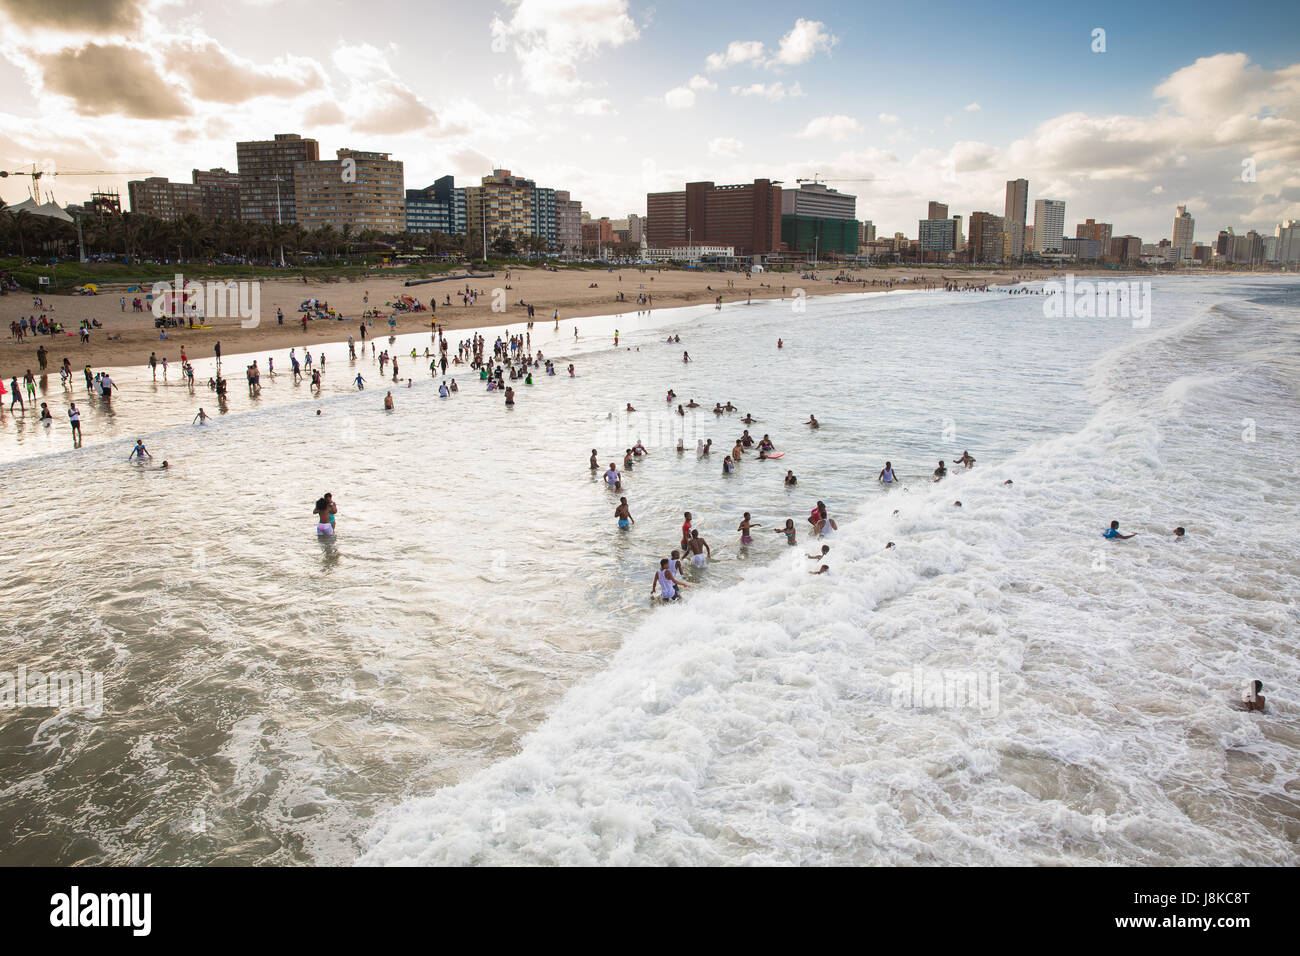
[303,99,345,126]
[731,81,803,101]
[687,74,716,92]
[170,37,326,103]
[40,43,187,118]
[708,137,743,157]
[0,0,142,31]
[770,18,837,67]
[705,40,765,72]
[964,101,981,112]
[329,42,453,136]
[798,115,862,141]
[664,86,695,110]
[490,0,639,95]
[878,112,900,124]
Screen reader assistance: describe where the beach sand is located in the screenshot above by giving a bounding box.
[1,265,1059,380]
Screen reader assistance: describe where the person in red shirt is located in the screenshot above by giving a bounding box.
[680,511,693,550]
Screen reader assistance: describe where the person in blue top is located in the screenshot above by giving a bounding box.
[1102,520,1136,540]
[128,440,152,461]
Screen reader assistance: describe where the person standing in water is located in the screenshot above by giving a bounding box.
[68,402,82,446]
[804,414,819,429]
[314,497,335,537]
[1102,520,1135,540]
[737,513,761,545]
[878,461,897,484]
[686,529,712,568]
[650,557,687,601]
[615,497,634,529]
[128,439,152,461]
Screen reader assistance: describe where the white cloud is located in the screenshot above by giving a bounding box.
[664,86,695,110]
[708,136,743,157]
[705,40,765,72]
[878,112,900,124]
[546,97,616,116]
[964,101,981,112]
[770,18,837,67]
[798,114,863,141]
[730,81,804,101]
[490,0,640,95]
[687,74,716,92]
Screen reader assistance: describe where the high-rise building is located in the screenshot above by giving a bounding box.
[781,215,860,256]
[967,211,1006,264]
[1032,199,1066,253]
[1062,237,1103,260]
[1173,205,1195,259]
[859,220,876,243]
[1276,220,1300,264]
[927,201,949,221]
[236,133,319,224]
[1004,179,1028,259]
[555,190,582,255]
[464,169,537,248]
[294,149,405,232]
[405,175,466,235]
[917,218,956,252]
[647,180,784,255]
[191,168,241,221]
[1228,231,1265,265]
[627,213,645,244]
[783,183,856,220]
[952,215,964,253]
[1075,219,1113,247]
[1109,235,1142,262]
[646,191,686,248]
[127,177,202,221]
[533,186,557,248]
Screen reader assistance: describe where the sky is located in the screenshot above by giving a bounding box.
[1,0,1298,242]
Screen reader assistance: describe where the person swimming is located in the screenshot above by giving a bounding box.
[933,460,947,481]
[804,415,819,429]
[722,455,735,474]
[784,470,797,486]
[1242,680,1267,712]
[1102,520,1135,540]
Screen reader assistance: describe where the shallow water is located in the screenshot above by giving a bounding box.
[2,276,1297,865]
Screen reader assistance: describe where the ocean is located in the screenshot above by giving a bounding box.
[1,275,1296,865]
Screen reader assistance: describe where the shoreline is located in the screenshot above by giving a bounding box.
[1,265,1091,382]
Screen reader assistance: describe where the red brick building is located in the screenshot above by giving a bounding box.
[646,179,784,256]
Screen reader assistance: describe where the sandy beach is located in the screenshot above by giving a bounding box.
[1,265,1061,380]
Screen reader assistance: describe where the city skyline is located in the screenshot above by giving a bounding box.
[0,0,1298,242]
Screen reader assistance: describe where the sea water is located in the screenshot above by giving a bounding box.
[1,276,1296,865]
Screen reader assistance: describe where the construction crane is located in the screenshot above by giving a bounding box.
[796,174,880,186]
[0,164,153,204]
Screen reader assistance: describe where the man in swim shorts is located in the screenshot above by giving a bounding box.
[686,529,711,568]
[737,513,760,544]
[615,497,634,529]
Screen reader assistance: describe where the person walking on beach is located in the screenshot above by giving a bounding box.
[9,376,22,411]
[68,402,81,446]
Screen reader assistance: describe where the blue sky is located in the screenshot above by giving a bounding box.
[1,0,1297,242]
